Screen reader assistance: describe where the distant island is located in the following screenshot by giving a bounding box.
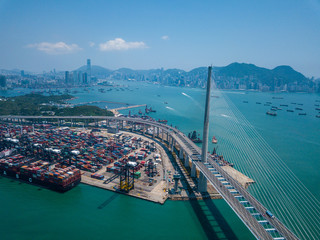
[1,62,319,93]
[0,93,114,117]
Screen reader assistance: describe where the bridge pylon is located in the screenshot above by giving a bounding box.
[198,66,212,192]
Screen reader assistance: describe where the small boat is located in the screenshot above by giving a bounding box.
[287,109,294,112]
[149,107,156,113]
[164,102,168,104]
[298,113,307,116]
[280,104,288,107]
[212,136,218,144]
[316,108,320,111]
[256,102,261,104]
[266,111,277,116]
[158,119,168,124]
[295,107,303,110]
[243,101,248,103]
[316,115,320,118]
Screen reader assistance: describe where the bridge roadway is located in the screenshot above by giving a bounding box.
[0,115,299,240]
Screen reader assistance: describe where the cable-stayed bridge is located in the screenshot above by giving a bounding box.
[0,115,300,239]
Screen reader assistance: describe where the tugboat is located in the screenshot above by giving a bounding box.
[211,136,218,144]
[266,111,277,116]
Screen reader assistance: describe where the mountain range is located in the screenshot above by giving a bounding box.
[76,62,316,92]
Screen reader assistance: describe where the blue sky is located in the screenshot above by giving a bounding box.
[1,0,320,77]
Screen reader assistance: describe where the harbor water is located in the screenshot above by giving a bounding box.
[0,82,319,239]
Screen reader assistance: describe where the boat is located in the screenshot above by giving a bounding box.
[138,109,142,115]
[158,119,168,124]
[280,104,288,107]
[287,109,294,112]
[0,156,81,192]
[256,102,261,104]
[188,131,202,143]
[316,115,320,118]
[295,107,303,110]
[243,101,248,103]
[164,102,168,104]
[316,108,320,111]
[211,136,218,144]
[266,111,277,116]
[149,107,156,113]
[298,113,307,116]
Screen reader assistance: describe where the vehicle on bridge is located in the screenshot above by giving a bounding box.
[266,210,275,219]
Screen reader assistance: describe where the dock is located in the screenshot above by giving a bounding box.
[110,104,147,116]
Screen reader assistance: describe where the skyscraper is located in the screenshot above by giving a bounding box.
[65,71,69,85]
[87,59,91,84]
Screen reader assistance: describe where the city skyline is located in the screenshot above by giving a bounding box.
[1,0,320,77]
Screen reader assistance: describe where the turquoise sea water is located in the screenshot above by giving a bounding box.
[0,83,319,239]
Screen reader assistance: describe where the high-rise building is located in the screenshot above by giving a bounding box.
[83,72,88,85]
[87,59,91,84]
[65,71,70,85]
[0,75,6,88]
[72,71,78,86]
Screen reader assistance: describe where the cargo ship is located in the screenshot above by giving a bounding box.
[266,111,277,116]
[0,154,81,192]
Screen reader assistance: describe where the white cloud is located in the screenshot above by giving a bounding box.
[89,41,95,47]
[99,38,147,51]
[27,42,82,55]
[161,35,169,40]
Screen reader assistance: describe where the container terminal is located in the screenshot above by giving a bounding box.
[0,121,254,204]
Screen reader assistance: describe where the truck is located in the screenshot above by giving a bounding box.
[266,210,275,219]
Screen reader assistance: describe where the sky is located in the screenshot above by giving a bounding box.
[0,0,320,77]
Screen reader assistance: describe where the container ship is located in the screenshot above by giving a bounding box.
[0,154,81,192]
